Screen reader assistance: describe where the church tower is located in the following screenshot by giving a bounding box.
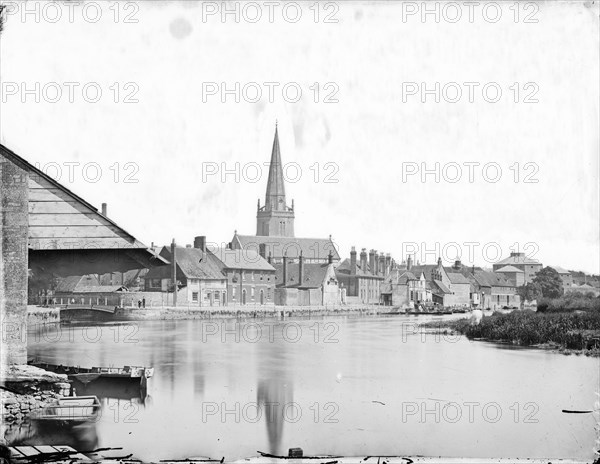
[256,124,295,237]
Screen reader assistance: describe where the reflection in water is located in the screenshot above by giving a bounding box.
[25,317,598,461]
[73,378,149,404]
[256,343,293,456]
[6,419,99,451]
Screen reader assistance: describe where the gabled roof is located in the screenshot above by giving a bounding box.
[145,246,225,281]
[447,272,470,284]
[77,285,127,293]
[55,275,96,293]
[274,262,335,289]
[430,279,452,295]
[495,253,541,266]
[473,271,515,288]
[495,265,525,273]
[54,275,126,293]
[233,234,340,261]
[210,248,275,272]
[551,266,571,275]
[1,143,169,276]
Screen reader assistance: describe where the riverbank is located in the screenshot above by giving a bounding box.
[421,309,600,356]
[113,305,380,320]
[0,365,70,431]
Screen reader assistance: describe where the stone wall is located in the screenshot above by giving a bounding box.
[0,365,70,424]
[0,154,29,365]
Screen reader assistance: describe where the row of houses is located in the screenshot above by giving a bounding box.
[39,125,593,310]
[379,256,522,311]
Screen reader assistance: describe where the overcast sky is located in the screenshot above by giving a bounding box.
[1,1,598,273]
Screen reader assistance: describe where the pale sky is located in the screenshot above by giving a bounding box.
[1,1,598,273]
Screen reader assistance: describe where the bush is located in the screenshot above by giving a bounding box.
[447,310,600,350]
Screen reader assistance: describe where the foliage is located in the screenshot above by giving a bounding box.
[517,282,541,302]
[538,293,600,313]
[444,310,600,352]
[532,266,564,299]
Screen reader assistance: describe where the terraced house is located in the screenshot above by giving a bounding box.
[335,247,389,304]
[145,236,276,307]
[472,271,520,310]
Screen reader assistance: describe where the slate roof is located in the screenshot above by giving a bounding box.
[473,271,515,288]
[447,272,470,284]
[495,253,541,266]
[55,275,91,293]
[232,234,340,261]
[77,285,127,293]
[335,258,384,280]
[145,246,225,281]
[551,266,571,275]
[55,275,126,293]
[495,265,525,273]
[210,248,275,272]
[274,262,333,289]
[430,279,452,295]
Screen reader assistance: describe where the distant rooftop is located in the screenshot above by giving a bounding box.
[495,252,541,266]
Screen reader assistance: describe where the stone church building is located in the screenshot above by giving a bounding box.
[230,125,339,265]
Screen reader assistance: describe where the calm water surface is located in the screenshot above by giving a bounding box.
[23,316,598,461]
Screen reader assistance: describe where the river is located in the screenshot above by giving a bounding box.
[23,315,598,462]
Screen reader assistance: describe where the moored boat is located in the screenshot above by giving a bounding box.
[30,395,101,422]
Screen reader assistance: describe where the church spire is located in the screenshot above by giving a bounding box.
[265,124,286,211]
[256,123,295,237]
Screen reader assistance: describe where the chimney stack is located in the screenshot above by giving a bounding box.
[283,254,288,285]
[379,252,386,276]
[454,259,461,269]
[268,252,272,264]
[385,253,391,275]
[350,246,357,275]
[194,236,206,252]
[259,243,266,259]
[328,250,333,265]
[171,239,177,306]
[299,252,305,284]
[407,255,412,271]
[437,257,442,267]
[360,248,367,272]
[369,249,376,275]
[101,203,107,216]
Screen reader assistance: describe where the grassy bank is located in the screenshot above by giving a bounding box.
[423,308,600,356]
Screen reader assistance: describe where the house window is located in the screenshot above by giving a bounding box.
[251,272,254,281]
[150,279,161,288]
[192,292,199,302]
[251,287,255,298]
[232,287,236,300]
[242,271,246,281]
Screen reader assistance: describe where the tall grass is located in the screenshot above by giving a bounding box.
[444,310,600,351]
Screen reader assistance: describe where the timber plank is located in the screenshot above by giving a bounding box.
[29,213,112,227]
[29,224,129,239]
[29,201,94,214]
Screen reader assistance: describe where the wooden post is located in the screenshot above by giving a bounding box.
[171,239,177,307]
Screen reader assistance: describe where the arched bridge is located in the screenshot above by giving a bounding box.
[55,304,119,322]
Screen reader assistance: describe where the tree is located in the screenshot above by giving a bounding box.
[517,281,541,303]
[532,266,564,299]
